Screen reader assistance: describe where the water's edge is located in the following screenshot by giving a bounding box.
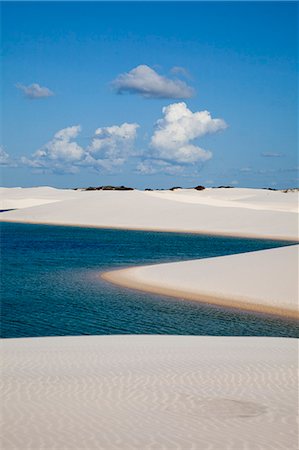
[1,222,298,338]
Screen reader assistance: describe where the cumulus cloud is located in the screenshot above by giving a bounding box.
[0,147,11,166]
[135,103,227,176]
[36,125,83,162]
[112,65,194,99]
[136,159,184,176]
[20,104,227,176]
[0,146,18,167]
[21,125,84,173]
[16,83,54,99]
[0,146,22,168]
[22,123,139,174]
[150,102,227,165]
[88,122,139,170]
[81,154,126,172]
[90,123,139,156]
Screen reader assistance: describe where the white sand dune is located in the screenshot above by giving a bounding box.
[0,187,298,240]
[1,186,298,317]
[1,187,298,449]
[0,186,78,210]
[147,187,299,212]
[103,245,299,319]
[1,335,298,450]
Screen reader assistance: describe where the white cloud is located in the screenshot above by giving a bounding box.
[16,83,54,99]
[81,154,126,173]
[22,123,139,174]
[54,126,80,141]
[36,125,83,162]
[150,102,227,164]
[20,105,227,177]
[21,125,84,173]
[88,123,139,170]
[90,123,139,155]
[0,147,11,166]
[112,65,194,99]
[136,159,184,175]
[0,146,18,167]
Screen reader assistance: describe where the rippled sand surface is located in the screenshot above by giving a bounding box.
[1,335,298,449]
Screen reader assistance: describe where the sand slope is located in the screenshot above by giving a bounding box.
[0,186,78,210]
[1,335,298,450]
[103,245,299,319]
[1,187,298,240]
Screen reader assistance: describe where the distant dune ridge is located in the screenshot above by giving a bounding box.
[0,186,298,240]
[1,186,298,449]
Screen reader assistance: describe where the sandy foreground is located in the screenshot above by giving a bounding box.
[1,335,298,450]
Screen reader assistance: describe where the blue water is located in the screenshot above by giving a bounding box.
[1,222,298,338]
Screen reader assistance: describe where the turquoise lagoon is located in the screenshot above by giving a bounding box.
[1,222,298,338]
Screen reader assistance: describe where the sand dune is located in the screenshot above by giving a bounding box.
[1,187,298,449]
[1,187,298,240]
[147,187,299,212]
[0,186,78,210]
[2,186,298,318]
[1,335,298,450]
[103,245,299,319]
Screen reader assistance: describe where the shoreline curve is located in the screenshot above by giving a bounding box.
[1,218,298,242]
[101,269,299,320]
[101,246,299,321]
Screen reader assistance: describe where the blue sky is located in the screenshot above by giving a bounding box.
[1,1,298,189]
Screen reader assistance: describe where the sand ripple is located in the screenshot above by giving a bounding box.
[1,335,298,449]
